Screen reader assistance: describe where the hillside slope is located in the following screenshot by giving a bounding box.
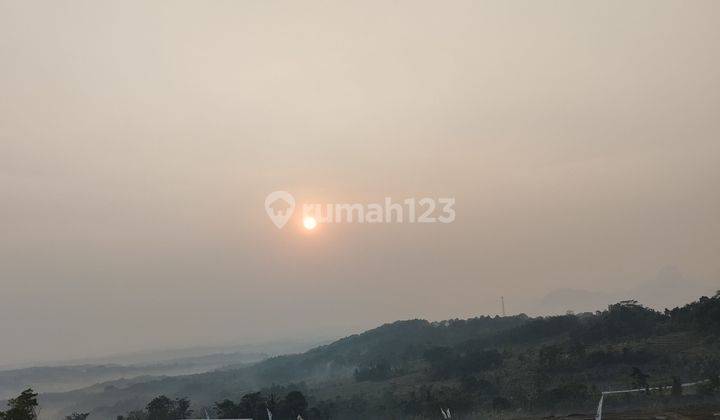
[36,294,720,419]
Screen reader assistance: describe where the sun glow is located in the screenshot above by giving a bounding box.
[303,216,318,230]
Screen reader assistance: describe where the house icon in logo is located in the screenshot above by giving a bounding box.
[264,191,295,229]
[268,196,292,216]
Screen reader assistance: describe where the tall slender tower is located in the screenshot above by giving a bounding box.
[501,296,506,317]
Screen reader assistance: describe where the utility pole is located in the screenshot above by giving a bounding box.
[501,296,506,317]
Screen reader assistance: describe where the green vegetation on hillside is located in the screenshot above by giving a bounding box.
[20,293,720,419]
[0,389,38,420]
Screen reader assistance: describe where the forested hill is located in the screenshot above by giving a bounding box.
[30,293,720,419]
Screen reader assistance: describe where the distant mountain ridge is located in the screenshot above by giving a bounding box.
[533,267,716,315]
[0,352,267,401]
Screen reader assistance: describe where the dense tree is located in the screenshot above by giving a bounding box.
[574,301,665,343]
[538,383,590,409]
[0,389,38,420]
[213,390,308,420]
[698,374,720,395]
[426,347,503,379]
[214,399,241,419]
[630,367,650,389]
[116,410,146,420]
[214,393,267,419]
[667,293,720,333]
[671,377,683,397]
[282,391,308,418]
[354,362,393,381]
[147,396,173,420]
[238,392,266,419]
[119,396,191,420]
[173,398,192,419]
[492,396,511,412]
[538,344,563,370]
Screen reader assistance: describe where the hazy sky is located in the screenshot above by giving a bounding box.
[1,0,719,366]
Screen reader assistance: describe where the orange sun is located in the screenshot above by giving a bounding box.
[303,217,318,230]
